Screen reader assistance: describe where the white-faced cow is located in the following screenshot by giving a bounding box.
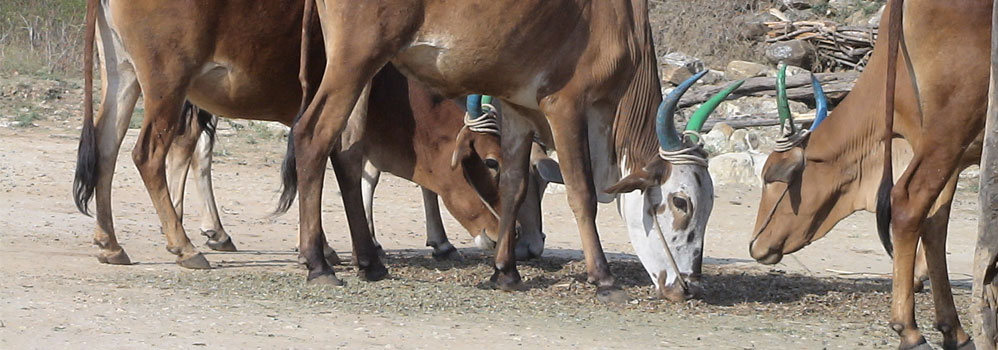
[283,0,741,301]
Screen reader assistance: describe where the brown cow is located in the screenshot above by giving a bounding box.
[73,0,552,272]
[750,0,988,348]
[283,0,734,301]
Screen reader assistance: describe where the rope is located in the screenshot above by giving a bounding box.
[658,131,708,167]
[773,130,810,152]
[462,104,500,136]
[650,197,689,294]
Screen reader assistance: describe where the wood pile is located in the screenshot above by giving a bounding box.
[765,19,878,71]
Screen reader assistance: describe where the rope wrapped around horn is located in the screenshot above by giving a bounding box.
[463,94,500,136]
[656,72,744,167]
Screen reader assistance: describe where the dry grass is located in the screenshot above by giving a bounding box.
[648,0,780,68]
[0,0,86,75]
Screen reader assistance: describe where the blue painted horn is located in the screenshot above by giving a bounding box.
[466,94,484,119]
[657,70,708,151]
[808,75,828,131]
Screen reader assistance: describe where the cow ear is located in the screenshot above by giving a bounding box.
[451,128,475,169]
[534,157,563,185]
[762,148,805,184]
[605,158,671,194]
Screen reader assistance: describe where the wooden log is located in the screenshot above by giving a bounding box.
[973,1,998,348]
[677,72,858,108]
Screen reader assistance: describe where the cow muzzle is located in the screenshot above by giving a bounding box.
[658,272,703,302]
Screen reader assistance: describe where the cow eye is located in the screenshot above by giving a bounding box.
[484,158,499,169]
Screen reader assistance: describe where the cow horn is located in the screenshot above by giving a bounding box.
[466,94,484,119]
[684,79,745,142]
[776,64,798,135]
[808,75,828,131]
[657,70,707,151]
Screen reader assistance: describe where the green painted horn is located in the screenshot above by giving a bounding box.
[776,64,798,134]
[685,79,745,142]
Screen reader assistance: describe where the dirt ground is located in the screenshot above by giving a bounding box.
[0,75,983,349]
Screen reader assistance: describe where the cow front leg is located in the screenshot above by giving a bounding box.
[421,188,460,260]
[542,101,614,290]
[360,159,385,258]
[331,150,388,281]
[490,103,535,291]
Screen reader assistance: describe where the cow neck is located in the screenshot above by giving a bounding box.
[611,0,663,174]
[805,81,890,212]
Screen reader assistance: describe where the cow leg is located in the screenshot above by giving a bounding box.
[914,245,929,293]
[330,151,388,281]
[360,159,385,257]
[130,76,209,269]
[88,10,142,265]
[421,188,460,260]
[541,100,613,289]
[188,120,237,252]
[294,0,414,284]
[490,103,534,290]
[514,164,546,261]
[922,175,973,349]
[889,149,968,349]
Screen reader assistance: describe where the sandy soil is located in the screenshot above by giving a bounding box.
[0,75,983,349]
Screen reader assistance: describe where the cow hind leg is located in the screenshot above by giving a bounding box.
[290,1,413,284]
[889,149,968,349]
[131,84,209,269]
[922,176,973,350]
[89,45,141,265]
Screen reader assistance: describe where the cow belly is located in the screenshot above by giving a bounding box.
[186,64,299,124]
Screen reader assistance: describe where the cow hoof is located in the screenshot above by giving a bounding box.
[432,243,462,261]
[206,236,238,252]
[325,247,342,266]
[177,253,211,269]
[595,286,629,304]
[307,273,344,287]
[97,249,132,265]
[955,338,976,350]
[360,263,389,282]
[899,339,933,350]
[489,268,522,291]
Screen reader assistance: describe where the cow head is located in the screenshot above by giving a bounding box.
[606,72,743,301]
[749,64,840,265]
[450,102,563,260]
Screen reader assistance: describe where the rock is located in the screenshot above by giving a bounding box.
[701,70,725,85]
[702,128,731,155]
[709,153,761,187]
[782,0,826,10]
[712,122,736,139]
[730,129,751,153]
[726,61,770,80]
[765,40,816,69]
[734,12,781,40]
[660,52,706,86]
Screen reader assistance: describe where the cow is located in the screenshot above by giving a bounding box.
[73,0,553,273]
[749,0,988,348]
[282,0,741,301]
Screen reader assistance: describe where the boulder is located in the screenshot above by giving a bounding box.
[715,96,809,120]
[765,40,816,69]
[734,11,781,40]
[712,122,736,139]
[729,129,751,153]
[726,60,771,80]
[660,52,706,86]
[709,153,761,187]
[702,128,731,155]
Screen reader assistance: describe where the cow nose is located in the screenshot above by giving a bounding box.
[750,242,783,265]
